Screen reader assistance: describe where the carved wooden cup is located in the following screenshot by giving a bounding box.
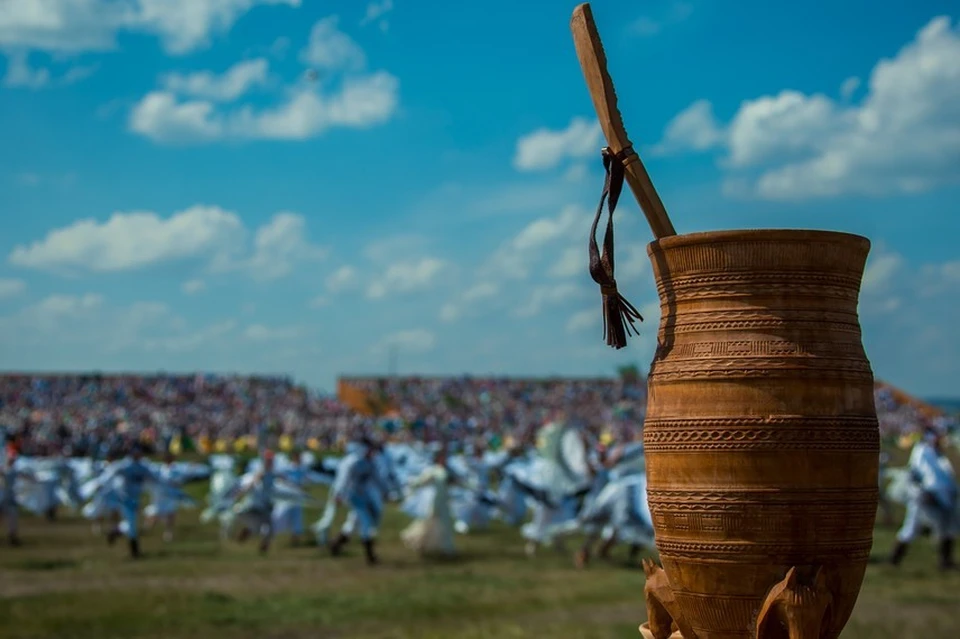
[640,230,880,639]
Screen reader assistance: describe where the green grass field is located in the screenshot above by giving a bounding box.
[2,486,958,639]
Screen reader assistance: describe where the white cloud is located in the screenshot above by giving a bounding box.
[243,323,301,341]
[181,279,205,294]
[130,72,398,143]
[128,91,224,142]
[0,292,245,356]
[463,282,499,301]
[439,303,460,323]
[0,0,302,56]
[360,0,393,32]
[862,249,904,293]
[651,99,724,155]
[373,328,435,354]
[308,295,327,308]
[300,16,366,72]
[0,278,26,298]
[628,1,693,37]
[325,265,360,293]
[161,58,269,102]
[439,281,500,323]
[125,13,399,144]
[549,246,583,278]
[15,172,41,186]
[242,212,326,281]
[513,117,603,171]
[362,234,428,264]
[142,319,237,352]
[483,205,584,280]
[514,283,582,318]
[566,308,598,333]
[659,16,960,200]
[8,206,324,279]
[3,51,49,88]
[9,205,244,273]
[840,76,861,101]
[366,257,447,299]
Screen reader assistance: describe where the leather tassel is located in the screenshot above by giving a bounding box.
[589,147,643,349]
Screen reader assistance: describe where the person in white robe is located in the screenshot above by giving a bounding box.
[312,442,365,548]
[452,440,496,534]
[96,443,162,559]
[233,450,278,555]
[521,421,592,557]
[401,447,457,558]
[890,429,959,570]
[17,450,81,521]
[327,439,389,565]
[144,452,194,543]
[1,446,35,547]
[271,450,330,546]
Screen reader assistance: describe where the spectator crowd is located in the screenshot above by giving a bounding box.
[0,372,955,458]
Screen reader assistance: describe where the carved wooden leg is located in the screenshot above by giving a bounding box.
[755,566,833,639]
[640,559,697,639]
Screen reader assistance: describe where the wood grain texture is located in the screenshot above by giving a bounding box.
[642,229,880,639]
[570,3,676,240]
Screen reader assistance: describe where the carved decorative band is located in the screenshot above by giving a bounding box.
[650,510,876,535]
[666,318,863,335]
[643,438,880,453]
[643,424,879,452]
[644,416,879,429]
[648,364,874,382]
[655,539,874,561]
[660,340,866,359]
[662,308,861,322]
[645,488,879,506]
[658,283,859,302]
[650,356,873,377]
[658,271,863,289]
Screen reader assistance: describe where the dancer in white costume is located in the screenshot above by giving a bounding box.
[327,439,390,565]
[232,450,278,555]
[451,440,497,534]
[144,452,196,543]
[1,445,35,546]
[521,421,592,557]
[401,447,457,558]
[313,441,366,548]
[890,429,959,570]
[96,443,162,559]
[17,450,83,521]
[271,450,332,546]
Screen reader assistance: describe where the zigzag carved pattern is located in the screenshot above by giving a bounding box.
[665,318,863,335]
[643,416,878,429]
[655,308,863,335]
[654,539,873,561]
[659,271,862,289]
[649,360,873,384]
[651,510,876,535]
[658,281,859,302]
[662,340,866,359]
[645,488,879,508]
[642,426,879,452]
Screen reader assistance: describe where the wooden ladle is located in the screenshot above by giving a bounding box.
[570,3,677,239]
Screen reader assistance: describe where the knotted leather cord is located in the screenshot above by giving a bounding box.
[589,147,643,349]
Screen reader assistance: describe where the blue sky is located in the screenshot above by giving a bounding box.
[0,0,957,397]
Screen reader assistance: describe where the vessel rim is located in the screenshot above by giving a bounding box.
[648,228,870,251]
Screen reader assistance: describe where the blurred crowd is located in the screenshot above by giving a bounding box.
[0,373,954,458]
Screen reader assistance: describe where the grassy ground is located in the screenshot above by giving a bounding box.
[1,487,958,639]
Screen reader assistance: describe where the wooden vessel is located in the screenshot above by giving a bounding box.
[640,229,880,639]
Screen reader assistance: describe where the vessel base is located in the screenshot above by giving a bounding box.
[639,622,684,639]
